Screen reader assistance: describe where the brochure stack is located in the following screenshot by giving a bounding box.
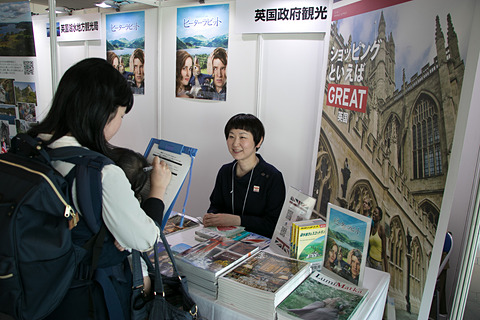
[290,218,326,270]
[217,251,311,320]
[174,235,259,297]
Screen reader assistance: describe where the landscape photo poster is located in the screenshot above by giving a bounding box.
[0,1,38,152]
[311,0,477,316]
[175,4,229,101]
[106,11,145,95]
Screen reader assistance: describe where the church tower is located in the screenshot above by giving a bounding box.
[368,11,396,107]
[435,15,456,154]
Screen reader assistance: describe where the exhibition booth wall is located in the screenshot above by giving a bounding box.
[26,1,480,319]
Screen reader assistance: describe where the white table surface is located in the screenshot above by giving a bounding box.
[166,225,390,320]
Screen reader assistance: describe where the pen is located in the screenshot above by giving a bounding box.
[143,166,153,172]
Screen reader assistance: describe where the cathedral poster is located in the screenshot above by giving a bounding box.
[313,0,476,317]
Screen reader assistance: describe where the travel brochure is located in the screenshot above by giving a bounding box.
[163,212,201,235]
[195,227,271,250]
[291,218,326,270]
[276,270,369,320]
[270,186,316,257]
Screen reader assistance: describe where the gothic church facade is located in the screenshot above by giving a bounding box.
[313,12,464,313]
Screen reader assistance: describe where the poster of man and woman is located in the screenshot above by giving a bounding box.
[175,4,229,101]
[106,11,145,95]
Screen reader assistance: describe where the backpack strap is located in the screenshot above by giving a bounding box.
[48,147,130,320]
[10,133,52,162]
[48,147,113,234]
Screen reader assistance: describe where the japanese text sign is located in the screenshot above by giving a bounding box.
[236,0,331,34]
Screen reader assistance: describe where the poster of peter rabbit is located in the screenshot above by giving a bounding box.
[176,4,229,101]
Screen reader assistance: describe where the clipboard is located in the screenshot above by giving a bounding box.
[143,138,197,230]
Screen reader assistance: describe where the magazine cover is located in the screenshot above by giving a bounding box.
[220,250,310,295]
[163,212,201,235]
[277,270,368,320]
[217,251,311,319]
[239,232,271,250]
[323,203,371,287]
[175,235,259,279]
[271,186,317,256]
[145,242,191,277]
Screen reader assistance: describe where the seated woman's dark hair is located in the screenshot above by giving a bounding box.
[109,147,149,200]
[28,58,134,156]
[224,113,265,150]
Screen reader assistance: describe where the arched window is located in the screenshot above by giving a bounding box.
[412,95,442,179]
[420,201,440,230]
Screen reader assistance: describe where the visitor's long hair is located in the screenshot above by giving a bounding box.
[29,58,133,156]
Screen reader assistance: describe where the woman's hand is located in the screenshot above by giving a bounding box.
[149,156,172,200]
[203,213,241,227]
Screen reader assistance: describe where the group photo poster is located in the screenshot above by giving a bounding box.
[106,11,145,95]
[311,0,476,317]
[175,4,229,101]
[0,1,38,152]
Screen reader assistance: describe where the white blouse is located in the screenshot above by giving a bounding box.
[39,134,160,252]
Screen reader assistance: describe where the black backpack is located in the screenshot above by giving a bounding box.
[0,133,113,320]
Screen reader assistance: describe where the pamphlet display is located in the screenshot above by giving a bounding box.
[270,186,316,256]
[143,138,198,230]
[323,203,371,287]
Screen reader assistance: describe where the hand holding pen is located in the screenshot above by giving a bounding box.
[148,156,171,200]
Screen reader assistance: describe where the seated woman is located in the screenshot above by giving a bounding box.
[203,113,286,238]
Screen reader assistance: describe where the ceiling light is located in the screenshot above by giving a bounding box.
[95,2,111,8]
[96,1,121,11]
[45,7,73,15]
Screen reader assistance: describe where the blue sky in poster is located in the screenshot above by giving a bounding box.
[335,0,475,90]
[177,4,229,39]
[0,1,31,23]
[329,208,368,244]
[14,82,35,91]
[106,11,145,41]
